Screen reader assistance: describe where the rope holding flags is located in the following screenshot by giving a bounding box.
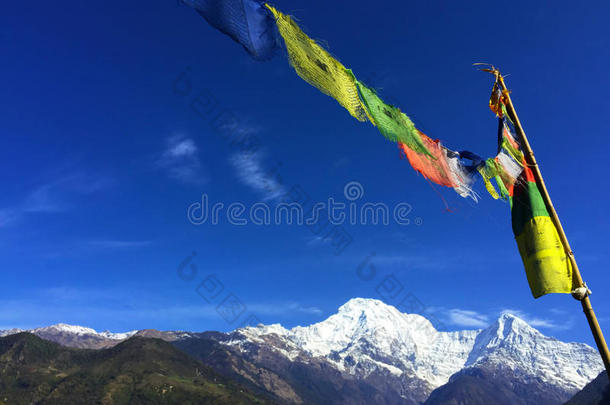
[179,0,534,204]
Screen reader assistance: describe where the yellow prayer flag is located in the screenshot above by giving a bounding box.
[265,4,371,122]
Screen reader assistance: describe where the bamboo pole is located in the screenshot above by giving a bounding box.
[491,69,610,379]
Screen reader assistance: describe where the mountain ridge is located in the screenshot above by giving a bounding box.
[0,298,603,405]
[0,332,272,404]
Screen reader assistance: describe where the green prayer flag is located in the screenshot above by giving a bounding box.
[355,80,432,157]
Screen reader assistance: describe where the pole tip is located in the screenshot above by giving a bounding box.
[473,63,501,78]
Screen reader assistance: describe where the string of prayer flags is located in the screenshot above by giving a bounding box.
[181,1,505,202]
[183,0,278,60]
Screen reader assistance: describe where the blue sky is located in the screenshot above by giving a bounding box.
[1,0,609,346]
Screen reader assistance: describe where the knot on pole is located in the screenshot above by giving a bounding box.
[572,282,592,301]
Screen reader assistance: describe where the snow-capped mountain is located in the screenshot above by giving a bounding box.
[222,298,603,404]
[233,298,479,388]
[33,323,138,340]
[0,328,23,337]
[464,313,599,391]
[0,323,138,349]
[0,298,603,404]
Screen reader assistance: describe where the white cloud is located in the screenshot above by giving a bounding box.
[229,150,285,201]
[22,174,113,213]
[500,308,569,330]
[333,156,349,168]
[0,173,113,228]
[22,183,65,213]
[249,302,323,316]
[158,135,205,184]
[364,252,451,271]
[437,306,570,332]
[306,235,326,246]
[446,309,490,328]
[88,240,152,249]
[0,210,18,227]
[0,287,323,332]
[287,302,323,315]
[166,138,197,158]
[0,299,219,331]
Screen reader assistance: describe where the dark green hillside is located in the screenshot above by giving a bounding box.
[0,333,272,405]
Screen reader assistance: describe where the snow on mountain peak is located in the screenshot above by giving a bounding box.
[228,298,603,393]
[37,323,98,335]
[233,298,478,387]
[337,297,386,313]
[28,323,137,340]
[290,297,438,356]
[238,323,289,342]
[491,312,532,339]
[460,312,602,390]
[0,328,24,337]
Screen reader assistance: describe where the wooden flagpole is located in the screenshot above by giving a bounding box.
[488,68,610,379]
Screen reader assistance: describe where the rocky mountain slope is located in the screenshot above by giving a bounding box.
[0,332,271,405]
[1,298,603,404]
[564,371,610,405]
[177,331,402,405]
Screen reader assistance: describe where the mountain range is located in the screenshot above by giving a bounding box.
[1,298,605,404]
[0,332,270,404]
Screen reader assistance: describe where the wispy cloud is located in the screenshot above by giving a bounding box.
[0,287,323,332]
[158,134,205,184]
[0,299,218,331]
[435,305,571,332]
[333,156,350,168]
[0,173,113,227]
[22,175,111,213]
[88,240,152,249]
[500,308,571,330]
[0,210,18,227]
[22,183,64,213]
[0,286,224,331]
[446,309,490,328]
[218,119,261,142]
[249,302,323,316]
[366,252,451,271]
[306,235,326,246]
[229,150,285,201]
